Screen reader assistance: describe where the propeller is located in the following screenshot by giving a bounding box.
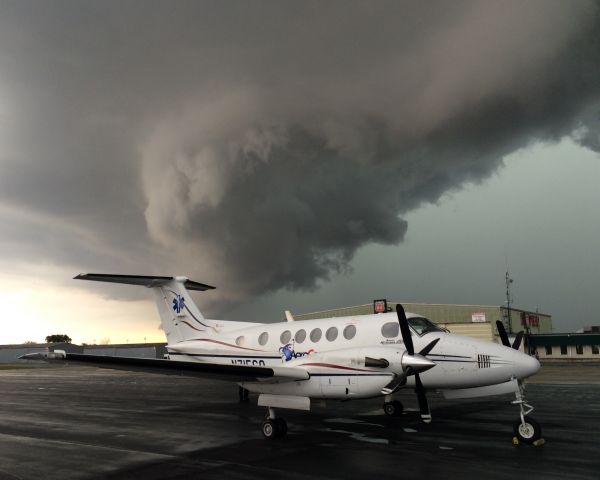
[419,337,440,356]
[496,321,524,350]
[380,305,437,422]
[512,331,524,350]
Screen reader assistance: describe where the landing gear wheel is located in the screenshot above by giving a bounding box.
[513,416,542,444]
[275,418,288,437]
[262,419,278,439]
[383,400,403,416]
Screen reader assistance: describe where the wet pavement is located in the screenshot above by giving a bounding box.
[0,365,598,479]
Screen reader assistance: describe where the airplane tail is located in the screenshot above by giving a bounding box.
[74,274,217,344]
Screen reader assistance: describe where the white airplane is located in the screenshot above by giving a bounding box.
[21,274,542,443]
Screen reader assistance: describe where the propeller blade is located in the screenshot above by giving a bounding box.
[495,320,511,348]
[419,338,440,356]
[381,373,407,395]
[512,331,524,350]
[396,304,414,355]
[414,374,431,423]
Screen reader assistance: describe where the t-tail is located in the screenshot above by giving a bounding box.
[74,274,217,343]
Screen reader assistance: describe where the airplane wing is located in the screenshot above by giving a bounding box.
[19,351,309,383]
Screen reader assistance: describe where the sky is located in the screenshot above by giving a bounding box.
[1,1,599,344]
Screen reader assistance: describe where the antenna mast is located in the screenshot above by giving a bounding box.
[505,270,514,334]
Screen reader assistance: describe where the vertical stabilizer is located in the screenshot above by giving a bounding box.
[74,274,216,344]
[152,277,218,343]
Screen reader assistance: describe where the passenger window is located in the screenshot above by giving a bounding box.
[236,336,245,346]
[310,328,322,342]
[326,326,338,341]
[295,329,306,344]
[280,330,291,344]
[343,324,356,340]
[258,332,269,346]
[381,322,399,338]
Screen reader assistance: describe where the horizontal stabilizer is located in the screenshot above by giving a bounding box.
[19,352,309,382]
[74,273,215,291]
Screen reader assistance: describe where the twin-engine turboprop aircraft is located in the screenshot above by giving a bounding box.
[21,274,542,442]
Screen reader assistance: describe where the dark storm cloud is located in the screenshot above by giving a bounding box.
[1,1,599,307]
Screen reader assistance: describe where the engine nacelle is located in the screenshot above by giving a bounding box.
[287,345,407,374]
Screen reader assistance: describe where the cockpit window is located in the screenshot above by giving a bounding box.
[408,317,443,336]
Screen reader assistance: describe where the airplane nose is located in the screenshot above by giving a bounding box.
[513,351,540,379]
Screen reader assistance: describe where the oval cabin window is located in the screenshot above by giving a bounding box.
[310,328,322,342]
[326,326,338,341]
[343,324,356,340]
[381,322,399,338]
[295,329,306,344]
[236,336,245,346]
[258,332,269,346]
[280,330,292,344]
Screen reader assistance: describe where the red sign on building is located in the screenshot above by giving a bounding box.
[373,299,388,314]
[521,313,539,327]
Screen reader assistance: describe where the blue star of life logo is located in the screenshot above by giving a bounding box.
[172,294,185,314]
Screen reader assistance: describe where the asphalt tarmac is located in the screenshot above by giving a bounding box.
[0,364,598,480]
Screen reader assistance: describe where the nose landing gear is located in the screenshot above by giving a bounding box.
[512,381,542,444]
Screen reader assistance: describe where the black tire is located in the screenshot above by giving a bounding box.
[275,418,288,437]
[262,419,278,439]
[513,416,542,444]
[383,401,403,416]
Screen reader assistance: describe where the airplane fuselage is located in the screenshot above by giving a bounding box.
[165,311,540,400]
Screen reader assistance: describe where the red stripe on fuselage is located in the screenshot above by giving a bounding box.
[187,338,266,352]
[299,362,376,372]
[179,320,205,332]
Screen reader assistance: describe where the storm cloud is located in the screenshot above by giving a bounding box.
[1,1,599,309]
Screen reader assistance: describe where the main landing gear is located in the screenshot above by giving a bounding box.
[261,407,288,439]
[512,381,542,444]
[383,400,404,417]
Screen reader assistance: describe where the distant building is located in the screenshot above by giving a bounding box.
[529,333,600,361]
[581,326,600,333]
